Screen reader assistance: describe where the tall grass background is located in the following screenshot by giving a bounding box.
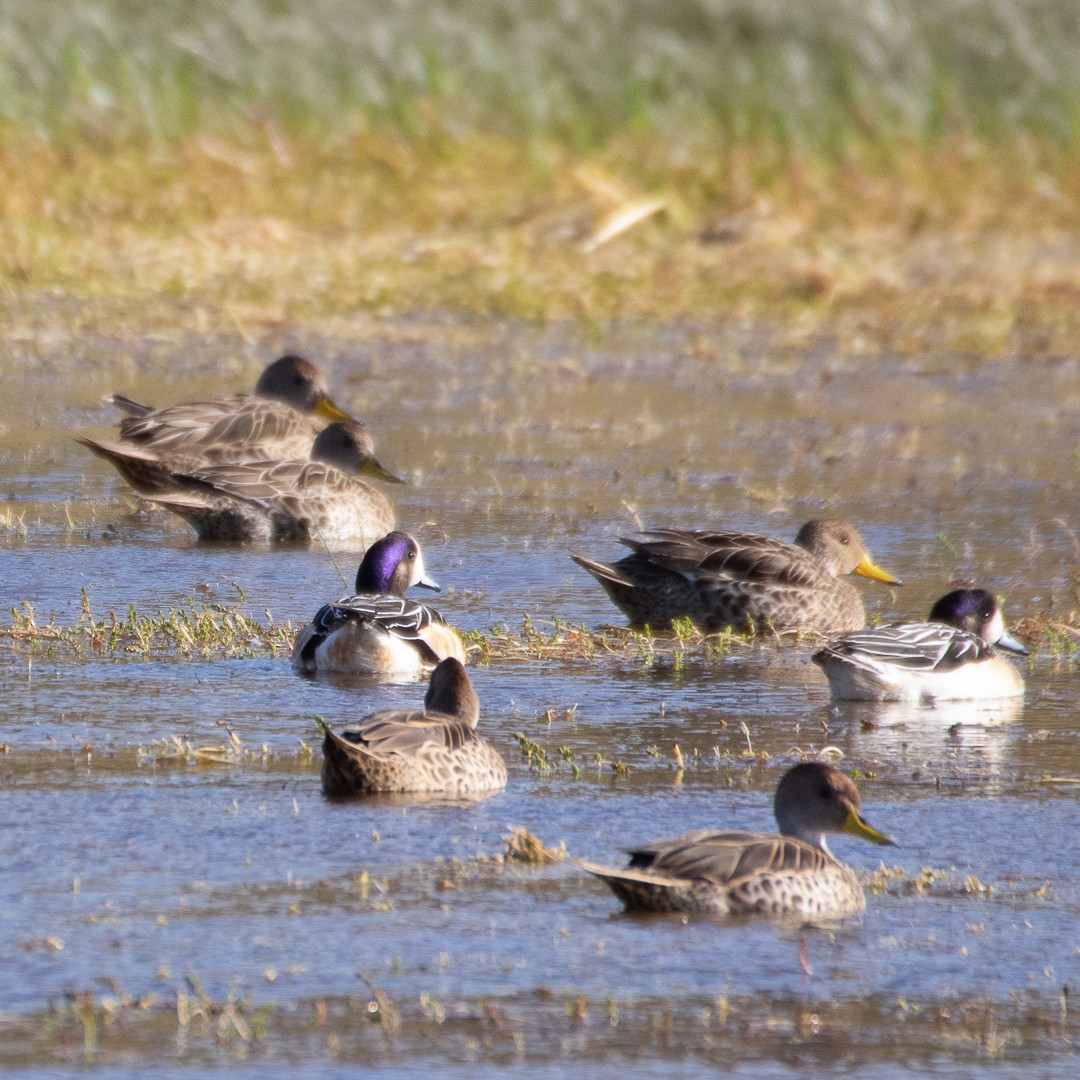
[2,0,1078,151]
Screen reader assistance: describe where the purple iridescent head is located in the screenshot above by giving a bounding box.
[928,588,1027,653]
[355,531,441,597]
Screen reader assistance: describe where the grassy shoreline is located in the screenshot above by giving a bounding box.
[1,131,1078,359]
[1,2,1079,357]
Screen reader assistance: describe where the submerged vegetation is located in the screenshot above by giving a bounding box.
[0,2,1078,354]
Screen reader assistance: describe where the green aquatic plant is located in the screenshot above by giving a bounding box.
[473,615,753,668]
[1,595,295,660]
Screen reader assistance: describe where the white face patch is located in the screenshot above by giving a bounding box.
[411,549,428,588]
[984,609,1005,645]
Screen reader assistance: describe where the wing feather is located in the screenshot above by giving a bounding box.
[628,830,832,884]
[817,622,992,673]
[620,530,825,590]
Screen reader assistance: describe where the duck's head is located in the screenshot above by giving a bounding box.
[310,421,405,484]
[795,519,901,585]
[929,588,1028,654]
[774,761,894,853]
[424,658,479,727]
[355,530,441,597]
[256,355,355,422]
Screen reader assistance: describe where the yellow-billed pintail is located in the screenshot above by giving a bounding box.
[320,658,506,796]
[578,761,893,918]
[570,518,899,636]
[78,420,402,546]
[110,354,358,464]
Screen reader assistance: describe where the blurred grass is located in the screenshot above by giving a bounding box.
[2,0,1078,150]
[0,2,1078,355]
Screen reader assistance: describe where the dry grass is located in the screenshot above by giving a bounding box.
[0,2,1078,358]
[8,980,1073,1069]
[0,132,1078,358]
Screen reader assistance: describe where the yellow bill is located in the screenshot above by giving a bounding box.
[313,394,356,423]
[842,808,895,846]
[358,455,407,485]
[853,554,901,586]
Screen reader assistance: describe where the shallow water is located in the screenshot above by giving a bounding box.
[1,316,1079,1075]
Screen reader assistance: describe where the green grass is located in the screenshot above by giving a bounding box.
[2,1,1079,151]
[2,589,295,659]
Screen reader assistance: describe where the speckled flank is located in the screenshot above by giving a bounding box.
[588,860,866,917]
[322,726,507,796]
[580,763,892,919]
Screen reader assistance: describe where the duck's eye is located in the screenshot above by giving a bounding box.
[819,787,833,800]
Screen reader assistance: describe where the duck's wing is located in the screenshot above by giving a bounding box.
[627,829,833,883]
[107,393,155,418]
[75,436,204,495]
[119,395,315,455]
[815,622,993,673]
[620,530,823,587]
[298,595,446,666]
[335,710,480,758]
[173,459,336,508]
[118,394,251,447]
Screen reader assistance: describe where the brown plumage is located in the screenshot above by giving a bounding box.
[112,354,358,464]
[320,659,506,796]
[578,762,894,918]
[570,518,899,636]
[78,421,400,547]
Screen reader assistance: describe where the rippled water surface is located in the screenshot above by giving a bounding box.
[1,318,1079,1076]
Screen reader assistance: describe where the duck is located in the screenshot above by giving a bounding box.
[111,354,359,464]
[78,421,402,546]
[812,587,1028,702]
[577,761,894,918]
[320,658,506,796]
[569,518,899,636]
[292,531,467,675]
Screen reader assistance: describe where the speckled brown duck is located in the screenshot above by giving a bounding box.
[320,659,506,796]
[78,420,401,546]
[569,518,900,636]
[293,531,467,676]
[111,354,359,464]
[577,762,894,918]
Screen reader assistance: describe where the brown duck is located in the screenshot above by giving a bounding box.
[578,762,894,918]
[111,354,359,464]
[78,420,402,546]
[320,659,506,796]
[570,518,899,635]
